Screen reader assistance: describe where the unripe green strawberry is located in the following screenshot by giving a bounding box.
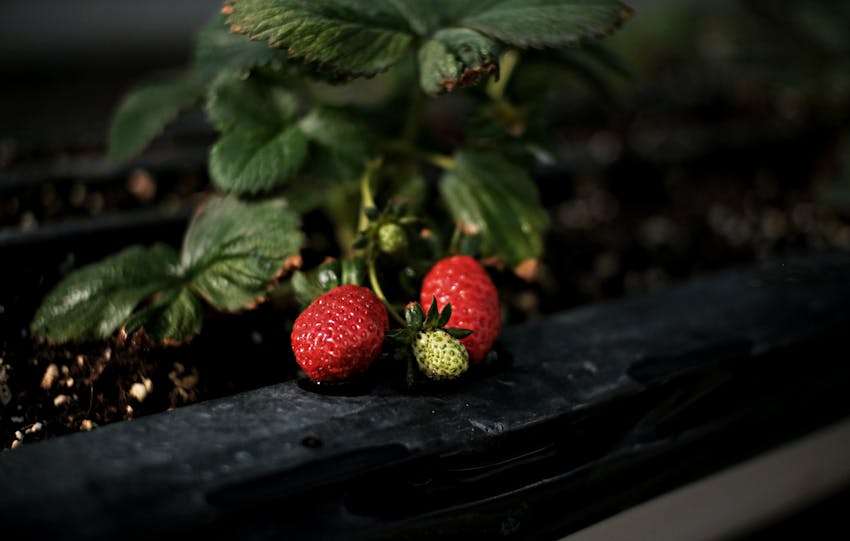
[378,223,407,255]
[413,329,469,380]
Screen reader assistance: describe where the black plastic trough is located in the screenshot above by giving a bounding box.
[2,253,850,539]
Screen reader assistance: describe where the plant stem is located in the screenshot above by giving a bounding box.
[487,49,520,101]
[368,256,405,325]
[356,157,404,325]
[486,49,527,135]
[423,152,456,170]
[358,158,382,232]
[380,141,456,170]
[449,225,462,254]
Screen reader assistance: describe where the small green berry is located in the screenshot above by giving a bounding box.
[413,329,469,380]
[378,223,407,255]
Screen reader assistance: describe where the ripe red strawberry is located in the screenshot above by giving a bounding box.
[291,285,388,382]
[420,255,501,363]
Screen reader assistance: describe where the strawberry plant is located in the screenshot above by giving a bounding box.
[31,1,632,384]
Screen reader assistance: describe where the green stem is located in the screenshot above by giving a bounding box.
[423,152,456,170]
[357,157,404,325]
[449,225,462,254]
[368,256,405,325]
[487,49,520,101]
[358,158,382,232]
[486,49,527,135]
[380,142,456,170]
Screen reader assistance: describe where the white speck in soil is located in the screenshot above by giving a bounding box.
[40,364,59,390]
[19,211,37,231]
[0,304,5,314]
[251,331,263,344]
[582,361,599,375]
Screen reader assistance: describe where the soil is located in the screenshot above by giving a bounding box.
[0,167,206,230]
[1,306,300,449]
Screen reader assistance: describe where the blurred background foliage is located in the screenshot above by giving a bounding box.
[1,0,850,317]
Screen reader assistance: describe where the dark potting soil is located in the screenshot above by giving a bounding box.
[1,302,302,448]
[0,167,206,230]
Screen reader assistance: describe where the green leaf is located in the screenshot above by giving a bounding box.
[437,303,452,327]
[226,0,630,90]
[107,73,205,162]
[208,74,375,193]
[298,107,373,183]
[181,195,304,311]
[446,328,474,339]
[206,73,299,132]
[339,258,365,285]
[225,0,417,77]
[424,296,440,327]
[123,289,203,345]
[291,258,365,307]
[32,196,305,345]
[193,14,291,80]
[440,151,549,267]
[207,75,307,193]
[31,245,180,343]
[418,28,501,95]
[449,0,633,49]
[290,272,320,308]
[298,107,371,164]
[210,125,308,194]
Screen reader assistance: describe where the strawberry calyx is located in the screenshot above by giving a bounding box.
[388,298,473,385]
[388,297,473,344]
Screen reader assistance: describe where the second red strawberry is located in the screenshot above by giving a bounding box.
[420,255,502,363]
